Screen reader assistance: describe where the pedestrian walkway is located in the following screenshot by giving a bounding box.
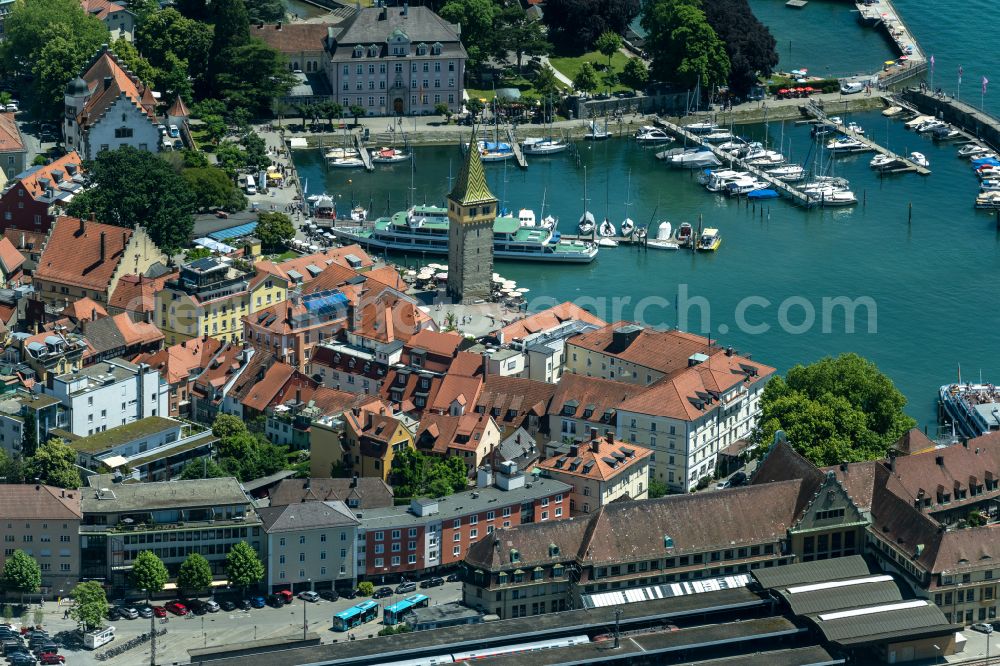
[539,56,575,91]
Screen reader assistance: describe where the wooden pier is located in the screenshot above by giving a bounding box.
[655,118,817,207]
[505,125,528,169]
[354,134,374,171]
[805,100,931,175]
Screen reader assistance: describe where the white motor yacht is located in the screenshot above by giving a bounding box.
[904,115,934,129]
[667,148,721,168]
[685,121,717,134]
[704,170,748,192]
[522,137,568,155]
[870,154,901,170]
[915,120,948,134]
[726,177,769,196]
[826,137,872,153]
[808,187,858,206]
[959,144,990,158]
[846,122,865,135]
[635,126,671,143]
[702,129,735,143]
[767,164,805,182]
[909,152,929,167]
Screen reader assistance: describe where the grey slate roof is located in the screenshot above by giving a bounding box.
[809,601,952,645]
[751,554,872,590]
[258,500,358,533]
[82,474,250,512]
[331,6,466,59]
[782,579,902,616]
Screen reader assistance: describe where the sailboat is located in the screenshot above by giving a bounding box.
[523,98,568,154]
[598,157,616,239]
[578,166,595,234]
[327,123,365,168]
[620,170,635,238]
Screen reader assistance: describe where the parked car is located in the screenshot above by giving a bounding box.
[342,588,358,600]
[972,622,994,634]
[395,582,416,594]
[152,606,166,618]
[164,601,188,616]
[4,102,18,112]
[39,654,64,665]
[238,599,253,610]
[168,125,179,138]
[725,471,748,488]
[318,590,339,602]
[137,605,153,619]
[188,600,207,616]
[32,644,59,658]
[220,601,236,612]
[266,595,285,608]
[420,577,445,589]
[446,573,461,582]
[276,589,294,604]
[119,607,139,620]
[7,653,34,666]
[298,591,319,603]
[204,600,220,613]
[249,596,266,609]
[373,587,393,599]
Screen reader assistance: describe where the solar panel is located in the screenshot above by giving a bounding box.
[207,221,258,241]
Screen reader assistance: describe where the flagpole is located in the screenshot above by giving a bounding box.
[958,65,963,102]
[929,55,934,92]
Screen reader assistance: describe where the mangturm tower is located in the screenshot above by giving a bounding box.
[446,136,496,303]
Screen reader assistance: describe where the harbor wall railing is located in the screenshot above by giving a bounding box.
[901,89,1000,148]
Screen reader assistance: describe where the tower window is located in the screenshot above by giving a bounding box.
[470,207,477,216]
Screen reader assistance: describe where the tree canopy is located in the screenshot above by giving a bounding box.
[543,0,638,52]
[25,438,81,489]
[439,0,496,70]
[756,353,917,466]
[182,167,247,212]
[225,542,264,593]
[130,551,169,594]
[206,413,289,482]
[2,550,41,598]
[136,8,212,97]
[573,62,600,93]
[177,553,213,595]
[213,39,295,115]
[595,31,623,69]
[66,146,195,254]
[641,0,730,91]
[255,211,295,252]
[70,581,109,630]
[620,57,650,93]
[702,0,777,96]
[391,448,468,498]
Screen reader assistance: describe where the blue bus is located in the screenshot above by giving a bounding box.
[383,594,430,626]
[333,600,380,631]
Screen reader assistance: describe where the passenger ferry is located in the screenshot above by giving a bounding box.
[329,205,598,263]
[939,383,1000,439]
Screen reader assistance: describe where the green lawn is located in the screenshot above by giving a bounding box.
[548,50,633,93]
[270,250,298,261]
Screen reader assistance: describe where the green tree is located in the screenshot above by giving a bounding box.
[543,0,639,51]
[214,39,295,116]
[209,0,250,63]
[534,66,560,98]
[318,101,343,131]
[70,583,108,628]
[111,37,156,88]
[434,102,451,123]
[391,448,468,497]
[25,438,81,489]
[348,104,366,125]
[641,0,729,91]
[573,62,600,93]
[158,52,195,105]
[130,551,169,595]
[225,542,264,595]
[648,477,669,499]
[137,8,212,93]
[241,131,271,172]
[357,581,374,597]
[595,31,623,70]
[66,146,195,253]
[215,142,248,177]
[179,457,227,480]
[127,0,160,26]
[245,0,284,23]
[19,413,38,458]
[29,23,106,119]
[191,98,227,120]
[439,0,496,70]
[183,167,246,212]
[202,114,228,145]
[0,449,26,484]
[2,550,41,602]
[466,98,484,119]
[212,414,248,440]
[255,211,295,252]
[620,57,649,93]
[493,5,550,74]
[177,553,213,596]
[755,353,917,467]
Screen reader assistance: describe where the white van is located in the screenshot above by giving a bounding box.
[84,626,115,649]
[245,175,257,195]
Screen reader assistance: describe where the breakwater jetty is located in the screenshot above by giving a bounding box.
[900,89,1000,151]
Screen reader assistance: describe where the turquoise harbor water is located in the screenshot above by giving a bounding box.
[292,1,1000,430]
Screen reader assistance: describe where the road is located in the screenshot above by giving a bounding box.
[26,581,463,666]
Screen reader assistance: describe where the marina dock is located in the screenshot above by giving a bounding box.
[505,126,528,169]
[855,0,925,65]
[354,134,374,171]
[805,100,931,174]
[655,118,817,207]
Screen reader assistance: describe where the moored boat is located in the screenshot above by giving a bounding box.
[371,147,409,164]
[696,228,722,251]
[674,222,693,247]
[635,126,671,143]
[598,219,617,237]
[939,382,1000,439]
[909,151,929,168]
[522,137,568,155]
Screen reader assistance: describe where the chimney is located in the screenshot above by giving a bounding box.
[889,453,896,472]
[351,473,358,488]
[276,20,282,29]
[726,346,734,356]
[295,387,301,404]
[103,76,112,90]
[99,231,105,262]
[589,427,598,441]
[91,308,96,321]
[287,306,293,324]
[605,430,614,445]
[935,455,944,466]
[481,353,489,379]
[352,405,360,416]
[569,443,579,457]
[122,231,127,249]
[79,217,86,234]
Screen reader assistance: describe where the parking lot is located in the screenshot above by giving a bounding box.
[13,581,461,665]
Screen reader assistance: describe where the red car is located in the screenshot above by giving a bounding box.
[40,654,65,665]
[152,605,167,618]
[165,601,188,616]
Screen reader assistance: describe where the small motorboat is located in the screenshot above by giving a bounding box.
[634,226,647,241]
[826,137,872,154]
[980,178,1000,192]
[685,121,717,134]
[578,211,596,235]
[909,152,929,167]
[747,189,779,200]
[596,237,619,247]
[674,222,693,247]
[882,105,904,117]
[656,220,672,240]
[975,191,1000,209]
[904,115,934,129]
[598,219,617,237]
[915,120,948,134]
[696,228,722,251]
[717,138,747,152]
[702,129,735,143]
[726,177,769,196]
[620,218,635,237]
[704,170,748,192]
[808,187,858,206]
[646,221,677,250]
[746,151,786,167]
[959,144,990,158]
[828,116,843,126]
[585,121,609,140]
[870,154,901,170]
[371,147,409,164]
[932,127,962,142]
[846,122,865,135]
[635,126,671,143]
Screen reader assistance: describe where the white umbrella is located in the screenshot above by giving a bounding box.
[404,270,416,276]
[435,272,448,279]
[516,287,530,293]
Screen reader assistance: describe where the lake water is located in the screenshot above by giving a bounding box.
[291,0,1000,431]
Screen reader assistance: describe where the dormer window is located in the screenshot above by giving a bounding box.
[432,42,442,55]
[416,43,427,56]
[369,45,379,57]
[353,45,364,58]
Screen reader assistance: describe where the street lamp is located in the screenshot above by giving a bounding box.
[144,588,156,666]
[302,578,311,640]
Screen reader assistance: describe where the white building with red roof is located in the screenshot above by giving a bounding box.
[79,0,136,42]
[63,46,160,160]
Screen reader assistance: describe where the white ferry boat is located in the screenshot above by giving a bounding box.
[329,205,598,263]
[939,383,1000,439]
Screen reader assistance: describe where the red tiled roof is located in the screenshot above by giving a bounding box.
[538,433,651,482]
[3,229,46,254]
[0,112,24,154]
[476,375,555,429]
[109,272,176,314]
[62,297,106,323]
[166,96,190,118]
[416,412,494,454]
[136,336,223,385]
[498,301,606,343]
[251,23,330,53]
[431,373,482,413]
[77,50,157,131]
[549,373,647,424]
[16,151,83,199]
[406,329,463,358]
[241,361,297,412]
[618,352,774,421]
[0,236,25,275]
[111,312,163,346]
[36,216,137,291]
[354,287,431,344]
[0,484,82,518]
[79,0,128,21]
[569,322,720,376]
[276,245,373,283]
